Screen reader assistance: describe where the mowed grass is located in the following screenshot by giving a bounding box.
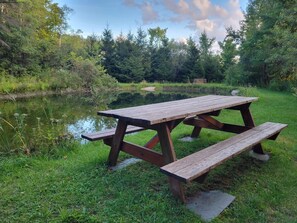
[0,88,296,222]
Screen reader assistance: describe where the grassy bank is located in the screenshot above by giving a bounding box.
[1,87,296,222]
[0,75,50,94]
[119,82,237,93]
[0,77,236,96]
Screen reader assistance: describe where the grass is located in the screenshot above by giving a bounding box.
[0,87,297,222]
[119,82,237,94]
[0,74,50,94]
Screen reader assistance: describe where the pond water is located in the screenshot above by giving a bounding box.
[0,91,195,149]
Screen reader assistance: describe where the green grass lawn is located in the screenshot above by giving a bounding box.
[1,88,296,222]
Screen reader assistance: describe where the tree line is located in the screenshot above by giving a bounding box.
[0,0,296,91]
[99,26,223,83]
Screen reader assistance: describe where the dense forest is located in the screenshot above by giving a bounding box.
[0,0,296,91]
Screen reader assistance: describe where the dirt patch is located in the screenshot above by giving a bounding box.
[141,87,155,92]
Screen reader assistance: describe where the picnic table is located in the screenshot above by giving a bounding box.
[82,95,287,203]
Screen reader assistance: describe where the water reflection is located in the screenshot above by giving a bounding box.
[67,116,117,141]
[67,92,190,140]
[0,92,192,146]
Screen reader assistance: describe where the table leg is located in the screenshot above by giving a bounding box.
[145,119,183,149]
[145,134,159,149]
[108,120,127,166]
[157,122,186,203]
[191,126,202,138]
[240,106,265,154]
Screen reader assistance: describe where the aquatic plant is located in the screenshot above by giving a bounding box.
[0,112,75,156]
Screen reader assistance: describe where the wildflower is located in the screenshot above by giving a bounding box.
[14,113,19,117]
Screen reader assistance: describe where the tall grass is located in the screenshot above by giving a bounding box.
[0,111,75,156]
[0,74,49,94]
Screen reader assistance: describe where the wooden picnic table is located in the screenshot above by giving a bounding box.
[97,95,265,202]
[87,95,287,203]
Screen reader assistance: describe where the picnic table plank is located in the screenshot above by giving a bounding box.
[81,125,144,141]
[98,95,258,126]
[160,122,287,183]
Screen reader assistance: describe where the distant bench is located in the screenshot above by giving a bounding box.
[160,122,287,183]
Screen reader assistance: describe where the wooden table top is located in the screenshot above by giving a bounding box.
[98,95,258,126]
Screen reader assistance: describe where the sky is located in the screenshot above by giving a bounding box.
[55,0,248,48]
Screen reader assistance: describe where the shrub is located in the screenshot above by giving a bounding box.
[71,59,118,91]
[269,79,291,92]
[49,69,82,90]
[224,64,247,86]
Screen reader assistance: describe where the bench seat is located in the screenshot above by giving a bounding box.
[81,125,144,141]
[160,122,287,183]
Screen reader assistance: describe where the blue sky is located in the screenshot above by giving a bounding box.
[55,0,248,44]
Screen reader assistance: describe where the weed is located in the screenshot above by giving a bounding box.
[0,112,75,156]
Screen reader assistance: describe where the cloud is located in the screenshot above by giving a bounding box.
[193,0,211,17]
[123,0,160,24]
[229,0,240,8]
[195,19,215,32]
[213,5,228,18]
[122,0,244,41]
[163,0,191,15]
[123,0,137,7]
[141,2,159,24]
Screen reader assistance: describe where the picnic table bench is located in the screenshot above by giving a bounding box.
[82,95,287,203]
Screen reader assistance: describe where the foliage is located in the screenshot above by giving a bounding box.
[74,59,118,93]
[0,72,47,93]
[177,37,201,82]
[0,0,68,75]
[0,111,75,156]
[94,26,223,84]
[49,69,82,90]
[0,1,117,93]
[1,1,296,91]
[219,36,238,73]
[237,0,297,87]
[101,26,116,77]
[199,31,223,82]
[114,32,145,82]
[224,64,247,86]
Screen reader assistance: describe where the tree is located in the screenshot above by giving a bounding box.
[0,0,72,76]
[148,27,167,48]
[170,40,187,82]
[101,26,116,77]
[266,0,297,89]
[135,27,151,81]
[177,37,202,82]
[238,0,297,88]
[150,37,172,81]
[198,31,222,82]
[219,36,238,73]
[199,31,215,57]
[148,27,173,81]
[114,33,145,82]
[85,33,101,61]
[153,37,172,81]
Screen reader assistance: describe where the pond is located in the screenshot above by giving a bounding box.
[0,91,196,154]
